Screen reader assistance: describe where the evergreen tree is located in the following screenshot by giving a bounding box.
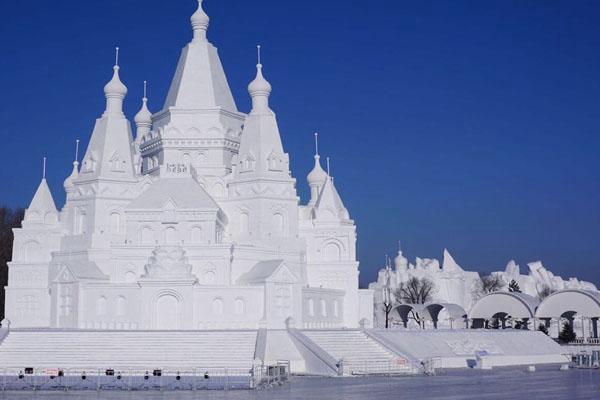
[558,321,577,343]
[538,323,549,335]
[508,279,521,293]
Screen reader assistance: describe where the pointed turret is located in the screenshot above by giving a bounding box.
[234,48,290,178]
[314,174,350,221]
[307,133,327,205]
[163,0,237,111]
[134,81,153,141]
[24,161,59,226]
[78,50,136,183]
[63,140,80,194]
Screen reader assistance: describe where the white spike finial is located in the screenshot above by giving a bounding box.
[75,139,80,163]
[257,45,262,66]
[326,157,331,177]
[115,47,120,67]
[42,157,47,179]
[314,132,319,157]
[143,80,148,100]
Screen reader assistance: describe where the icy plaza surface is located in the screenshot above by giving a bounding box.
[0,367,598,400]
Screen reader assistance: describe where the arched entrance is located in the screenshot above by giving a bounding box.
[155,293,180,330]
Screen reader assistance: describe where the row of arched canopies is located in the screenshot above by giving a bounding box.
[392,289,600,340]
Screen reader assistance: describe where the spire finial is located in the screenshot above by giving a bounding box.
[143,80,148,100]
[314,132,319,157]
[75,139,80,163]
[42,157,47,179]
[115,46,120,67]
[257,45,262,66]
[326,157,331,177]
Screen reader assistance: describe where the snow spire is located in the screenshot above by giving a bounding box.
[248,45,272,114]
[191,0,210,42]
[64,140,80,192]
[103,47,128,116]
[307,132,327,204]
[42,157,47,179]
[134,80,153,139]
[26,159,59,225]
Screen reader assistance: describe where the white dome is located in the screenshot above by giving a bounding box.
[104,66,127,98]
[248,64,272,97]
[307,155,327,186]
[134,98,152,125]
[191,0,210,38]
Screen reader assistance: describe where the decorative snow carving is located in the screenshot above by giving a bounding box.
[142,246,195,280]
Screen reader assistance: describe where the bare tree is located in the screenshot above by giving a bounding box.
[476,275,505,297]
[380,257,395,329]
[537,285,555,301]
[394,277,435,327]
[0,207,25,321]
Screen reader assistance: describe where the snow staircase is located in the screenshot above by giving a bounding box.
[0,329,258,372]
[301,330,419,375]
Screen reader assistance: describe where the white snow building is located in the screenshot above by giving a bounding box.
[4,0,373,332]
[369,247,598,328]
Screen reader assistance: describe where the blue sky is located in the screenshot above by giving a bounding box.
[1,0,599,287]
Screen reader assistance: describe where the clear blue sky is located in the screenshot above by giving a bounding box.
[1,0,599,287]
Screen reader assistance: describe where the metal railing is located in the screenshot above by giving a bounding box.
[0,366,263,391]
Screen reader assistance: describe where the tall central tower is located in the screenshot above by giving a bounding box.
[139,0,245,185]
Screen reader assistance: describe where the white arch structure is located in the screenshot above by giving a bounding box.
[535,289,600,340]
[393,302,468,329]
[469,292,539,329]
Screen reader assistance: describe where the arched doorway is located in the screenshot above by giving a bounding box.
[155,294,180,330]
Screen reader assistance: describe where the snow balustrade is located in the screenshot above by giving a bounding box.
[392,303,468,329]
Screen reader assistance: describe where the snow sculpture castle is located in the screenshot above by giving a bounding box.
[5,1,373,331]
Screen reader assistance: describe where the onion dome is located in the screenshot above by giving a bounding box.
[248,64,272,96]
[191,0,210,41]
[103,48,128,116]
[134,97,152,125]
[63,161,79,192]
[104,65,128,99]
[248,46,272,113]
[308,154,327,186]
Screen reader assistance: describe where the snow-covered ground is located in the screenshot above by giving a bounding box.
[0,366,598,399]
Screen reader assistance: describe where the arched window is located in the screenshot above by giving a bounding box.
[96,296,107,316]
[141,226,153,244]
[76,210,87,235]
[323,242,342,261]
[110,212,121,234]
[320,299,327,317]
[212,298,224,315]
[191,226,203,243]
[165,227,178,244]
[273,213,284,236]
[240,211,250,235]
[308,298,315,317]
[203,270,216,285]
[21,241,41,262]
[234,298,246,315]
[125,271,136,283]
[116,296,126,316]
